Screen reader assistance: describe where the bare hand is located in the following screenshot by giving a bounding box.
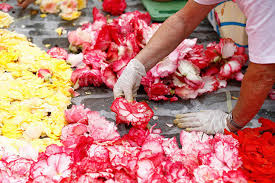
[17,0,35,9]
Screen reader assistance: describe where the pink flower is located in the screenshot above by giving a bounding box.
[163,161,191,182]
[61,123,88,148]
[219,54,247,79]
[175,85,199,100]
[187,45,210,69]
[101,65,117,89]
[193,165,221,183]
[67,53,84,68]
[121,127,150,147]
[30,153,72,181]
[111,97,154,128]
[65,105,91,124]
[197,76,219,95]
[108,145,139,174]
[87,111,120,142]
[176,60,204,90]
[47,47,68,60]
[71,67,103,88]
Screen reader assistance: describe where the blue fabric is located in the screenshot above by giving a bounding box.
[235,43,248,48]
[220,22,246,27]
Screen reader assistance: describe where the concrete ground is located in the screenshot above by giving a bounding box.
[7,0,275,138]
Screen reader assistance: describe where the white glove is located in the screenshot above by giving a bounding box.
[113,59,146,101]
[174,110,230,134]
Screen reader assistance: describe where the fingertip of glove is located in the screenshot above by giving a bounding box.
[185,128,191,131]
[173,119,179,125]
[127,99,134,102]
[177,123,185,129]
[175,114,185,119]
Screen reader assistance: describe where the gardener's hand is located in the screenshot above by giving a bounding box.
[174,110,230,134]
[113,59,146,102]
[17,0,35,8]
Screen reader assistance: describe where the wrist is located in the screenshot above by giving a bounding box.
[226,112,244,132]
[130,58,146,76]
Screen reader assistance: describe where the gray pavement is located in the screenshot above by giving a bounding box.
[6,0,274,138]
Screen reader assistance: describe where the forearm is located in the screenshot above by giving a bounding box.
[229,63,275,131]
[136,12,190,71]
[135,0,216,71]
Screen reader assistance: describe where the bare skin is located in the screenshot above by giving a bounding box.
[134,0,275,131]
[136,0,216,71]
[17,0,35,9]
[229,63,275,131]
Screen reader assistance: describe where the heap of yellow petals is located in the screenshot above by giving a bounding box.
[0,29,72,152]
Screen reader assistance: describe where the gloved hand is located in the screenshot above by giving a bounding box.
[113,59,146,101]
[173,110,230,134]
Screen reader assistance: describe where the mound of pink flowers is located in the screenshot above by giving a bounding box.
[0,104,246,182]
[65,8,248,101]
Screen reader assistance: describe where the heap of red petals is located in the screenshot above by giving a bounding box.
[0,104,249,182]
[225,118,275,183]
[102,0,127,16]
[67,8,248,101]
[111,97,154,128]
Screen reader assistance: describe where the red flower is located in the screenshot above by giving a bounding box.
[71,67,103,88]
[94,25,112,51]
[102,0,127,16]
[101,65,117,89]
[111,97,154,128]
[226,118,275,182]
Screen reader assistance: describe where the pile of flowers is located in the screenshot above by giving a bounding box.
[0,30,72,151]
[226,118,275,182]
[67,8,248,101]
[1,7,273,182]
[36,0,87,20]
[0,104,248,182]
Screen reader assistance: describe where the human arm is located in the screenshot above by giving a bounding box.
[17,0,35,8]
[113,0,216,100]
[229,62,275,131]
[136,0,216,71]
